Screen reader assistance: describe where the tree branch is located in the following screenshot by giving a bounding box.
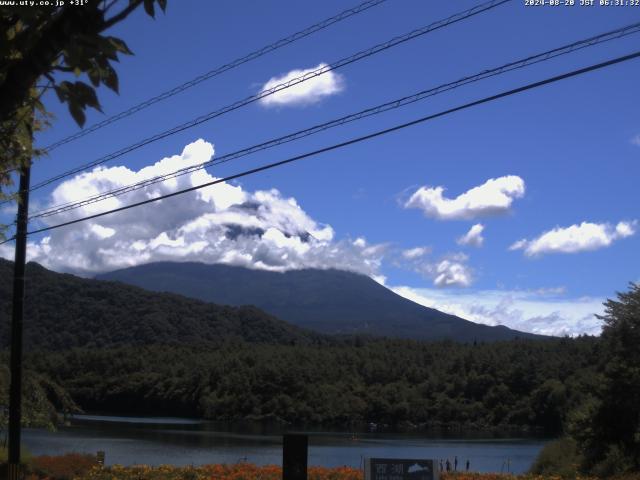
[52,65,74,72]
[102,0,143,30]
[103,0,122,14]
[0,7,100,123]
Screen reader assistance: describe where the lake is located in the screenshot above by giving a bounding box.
[23,415,548,474]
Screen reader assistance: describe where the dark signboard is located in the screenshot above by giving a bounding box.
[365,458,438,480]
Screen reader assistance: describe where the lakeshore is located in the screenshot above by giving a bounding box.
[22,415,547,474]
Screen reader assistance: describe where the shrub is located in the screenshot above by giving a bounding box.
[529,437,581,478]
[28,452,98,480]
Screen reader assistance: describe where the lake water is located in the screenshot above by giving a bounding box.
[23,415,548,474]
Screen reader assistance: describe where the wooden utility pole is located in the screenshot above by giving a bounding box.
[7,162,31,479]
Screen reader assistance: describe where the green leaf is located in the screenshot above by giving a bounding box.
[95,34,119,61]
[33,98,46,115]
[107,36,133,55]
[156,0,167,12]
[69,102,86,127]
[74,81,102,112]
[95,55,110,70]
[88,65,101,87]
[144,0,155,18]
[102,49,119,62]
[54,82,71,102]
[54,87,66,103]
[102,64,119,94]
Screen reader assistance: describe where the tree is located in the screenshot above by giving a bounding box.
[571,283,640,476]
[0,0,167,202]
[0,363,79,438]
[530,379,567,434]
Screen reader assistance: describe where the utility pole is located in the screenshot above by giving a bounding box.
[7,161,31,479]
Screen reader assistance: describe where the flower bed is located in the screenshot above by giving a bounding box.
[19,456,640,480]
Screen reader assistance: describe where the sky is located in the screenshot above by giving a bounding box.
[2,0,639,337]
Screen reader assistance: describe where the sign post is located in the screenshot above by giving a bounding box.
[283,434,308,480]
[365,458,439,480]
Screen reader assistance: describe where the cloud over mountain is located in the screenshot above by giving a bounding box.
[391,286,604,336]
[1,140,383,275]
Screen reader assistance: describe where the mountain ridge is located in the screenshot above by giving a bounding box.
[0,258,326,350]
[97,261,547,342]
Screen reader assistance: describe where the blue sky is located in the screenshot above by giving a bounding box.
[2,0,639,336]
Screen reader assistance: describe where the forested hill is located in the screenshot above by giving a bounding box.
[0,259,326,349]
[0,258,612,437]
[97,262,546,342]
[26,336,601,433]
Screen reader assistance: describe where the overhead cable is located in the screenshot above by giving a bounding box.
[28,21,640,221]
[24,0,511,195]
[10,49,637,240]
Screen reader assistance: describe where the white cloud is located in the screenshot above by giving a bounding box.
[410,253,473,288]
[259,63,344,107]
[532,286,567,296]
[353,237,367,248]
[372,274,387,286]
[400,248,473,289]
[457,223,484,247]
[430,258,473,288]
[0,139,386,276]
[402,246,430,259]
[404,175,525,220]
[90,224,116,239]
[510,220,636,257]
[630,134,640,146]
[391,285,605,336]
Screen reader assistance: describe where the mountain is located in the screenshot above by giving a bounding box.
[97,262,546,342]
[0,259,325,350]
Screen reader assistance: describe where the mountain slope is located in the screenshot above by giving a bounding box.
[0,259,325,350]
[97,262,545,341]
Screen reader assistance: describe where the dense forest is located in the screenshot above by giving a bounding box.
[18,336,600,434]
[0,259,328,349]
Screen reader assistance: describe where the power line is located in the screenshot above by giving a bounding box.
[27,21,640,221]
[40,0,388,153]
[22,0,511,195]
[0,0,384,181]
[5,48,635,241]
